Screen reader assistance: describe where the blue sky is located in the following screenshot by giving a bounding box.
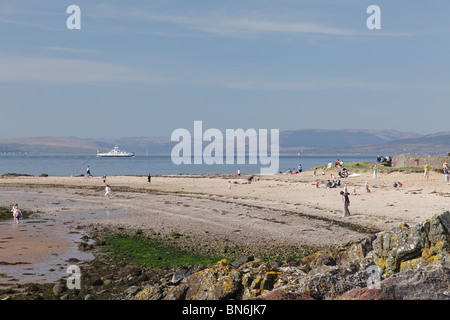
[0,1,449,138]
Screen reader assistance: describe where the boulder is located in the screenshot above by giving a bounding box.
[339,264,450,300]
[163,259,241,300]
[171,268,192,285]
[239,260,284,299]
[371,212,450,276]
[251,289,315,300]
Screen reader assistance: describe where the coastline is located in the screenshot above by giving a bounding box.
[1,167,449,299]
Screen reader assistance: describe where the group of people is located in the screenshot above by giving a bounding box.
[377,155,393,166]
[324,179,341,188]
[327,159,345,169]
[284,164,303,175]
[423,162,450,184]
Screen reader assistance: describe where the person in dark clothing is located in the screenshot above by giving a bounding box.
[148,174,151,183]
[340,190,350,217]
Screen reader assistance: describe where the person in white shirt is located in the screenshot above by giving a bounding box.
[105,185,112,198]
[12,204,21,224]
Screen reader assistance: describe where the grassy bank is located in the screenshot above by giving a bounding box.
[312,161,424,174]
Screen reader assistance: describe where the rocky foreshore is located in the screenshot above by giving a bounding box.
[133,211,450,300]
[3,211,449,300]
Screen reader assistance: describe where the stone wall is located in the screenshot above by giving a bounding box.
[393,155,450,169]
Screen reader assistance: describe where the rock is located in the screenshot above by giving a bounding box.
[339,264,450,300]
[286,212,450,299]
[53,284,67,296]
[77,243,94,251]
[231,255,254,268]
[84,294,95,300]
[251,289,315,300]
[269,261,283,268]
[239,260,284,299]
[163,259,241,300]
[171,268,192,285]
[371,211,450,276]
[309,252,336,269]
[92,278,104,286]
[134,285,163,300]
[123,286,142,300]
[27,284,40,292]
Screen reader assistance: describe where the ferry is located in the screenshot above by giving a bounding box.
[97,146,135,157]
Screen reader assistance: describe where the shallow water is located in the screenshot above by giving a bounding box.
[0,216,94,288]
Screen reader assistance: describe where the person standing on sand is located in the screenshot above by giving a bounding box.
[340,191,350,217]
[228,181,231,190]
[238,168,240,176]
[444,167,449,185]
[424,163,430,179]
[148,174,151,183]
[12,204,21,224]
[373,165,377,179]
[105,185,111,198]
[102,175,106,184]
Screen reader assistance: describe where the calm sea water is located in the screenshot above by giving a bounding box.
[0,154,376,177]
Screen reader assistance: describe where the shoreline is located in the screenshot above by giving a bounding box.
[1,168,449,298]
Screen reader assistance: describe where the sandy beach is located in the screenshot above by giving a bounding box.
[1,167,449,286]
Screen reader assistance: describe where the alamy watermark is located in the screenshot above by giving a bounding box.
[366,265,381,289]
[66,265,81,289]
[65,5,381,31]
[171,121,279,174]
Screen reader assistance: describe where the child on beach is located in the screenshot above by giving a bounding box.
[444,167,449,185]
[12,204,21,224]
[105,185,112,198]
[228,181,232,190]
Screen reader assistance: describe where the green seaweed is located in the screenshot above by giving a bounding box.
[103,234,223,267]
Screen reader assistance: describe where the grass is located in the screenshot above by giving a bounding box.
[102,234,223,267]
[311,161,424,174]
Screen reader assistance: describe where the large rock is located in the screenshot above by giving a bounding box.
[239,259,285,299]
[339,264,450,300]
[371,212,450,276]
[135,258,306,300]
[163,259,241,300]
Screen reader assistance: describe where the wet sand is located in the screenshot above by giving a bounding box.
[0,216,93,287]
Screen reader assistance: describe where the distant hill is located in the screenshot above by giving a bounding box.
[1,129,446,156]
[279,129,420,153]
[0,136,173,155]
[333,131,450,156]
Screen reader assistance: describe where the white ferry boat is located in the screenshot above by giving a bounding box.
[97,146,135,157]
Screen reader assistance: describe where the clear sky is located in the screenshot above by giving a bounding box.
[0,1,449,138]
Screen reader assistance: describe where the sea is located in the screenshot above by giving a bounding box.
[0,154,376,177]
